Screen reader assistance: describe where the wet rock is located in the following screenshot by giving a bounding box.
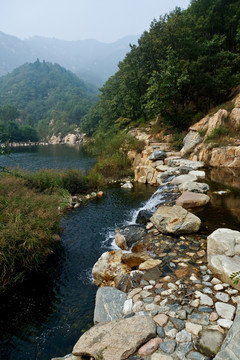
[195,329,224,358]
[122,252,151,268]
[94,287,127,324]
[150,205,201,235]
[207,228,240,290]
[136,210,153,225]
[51,355,81,360]
[176,192,210,209]
[73,316,157,360]
[118,225,147,250]
[121,182,133,189]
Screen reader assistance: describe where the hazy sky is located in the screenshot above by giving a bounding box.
[1,0,191,43]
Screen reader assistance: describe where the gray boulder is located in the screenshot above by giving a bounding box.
[118,225,147,249]
[180,130,203,156]
[179,181,209,194]
[196,329,224,358]
[150,205,201,235]
[72,315,156,360]
[149,151,167,161]
[94,287,127,324]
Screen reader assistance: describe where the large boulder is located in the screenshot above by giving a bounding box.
[94,287,126,324]
[176,191,210,209]
[196,329,224,358]
[229,108,240,130]
[150,205,201,235]
[207,228,240,290]
[92,250,131,286]
[180,131,203,157]
[136,209,153,225]
[205,109,228,138]
[121,252,151,268]
[171,174,197,185]
[116,225,147,250]
[179,181,209,194]
[72,316,157,360]
[166,158,204,169]
[209,146,240,168]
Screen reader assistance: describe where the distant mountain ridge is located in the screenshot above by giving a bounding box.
[0,31,139,86]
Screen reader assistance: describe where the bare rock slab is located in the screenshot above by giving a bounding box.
[150,205,201,235]
[195,329,224,358]
[72,315,156,360]
[94,287,127,324]
[176,191,210,209]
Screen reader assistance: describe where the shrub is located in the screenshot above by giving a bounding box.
[62,169,86,195]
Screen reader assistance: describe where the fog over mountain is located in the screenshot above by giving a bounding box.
[0,31,139,86]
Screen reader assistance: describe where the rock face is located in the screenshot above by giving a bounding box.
[205,109,228,138]
[176,191,210,209]
[150,205,201,235]
[207,228,240,290]
[214,303,240,360]
[72,316,156,360]
[209,146,240,168]
[229,108,240,130]
[93,287,127,324]
[92,250,131,286]
[116,225,147,250]
[180,131,203,157]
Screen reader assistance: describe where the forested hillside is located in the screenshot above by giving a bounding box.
[0,60,98,140]
[81,0,240,136]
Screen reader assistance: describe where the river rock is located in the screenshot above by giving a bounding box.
[121,252,151,268]
[207,228,240,290]
[171,174,197,185]
[121,181,133,189]
[150,205,201,235]
[92,250,131,286]
[195,329,224,358]
[117,225,147,250]
[180,131,203,157]
[136,210,153,225]
[167,158,204,170]
[72,316,156,360]
[176,192,210,209]
[149,151,167,161]
[179,181,209,194]
[94,287,127,324]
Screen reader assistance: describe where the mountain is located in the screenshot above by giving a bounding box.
[0,60,98,138]
[0,32,139,86]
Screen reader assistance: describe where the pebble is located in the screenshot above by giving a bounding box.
[203,287,213,294]
[198,306,213,313]
[199,294,213,306]
[138,338,162,356]
[159,340,177,354]
[143,285,153,290]
[190,299,200,308]
[169,317,185,331]
[215,302,236,320]
[176,309,187,320]
[185,321,202,336]
[153,314,169,327]
[143,297,154,304]
[217,318,233,329]
[209,312,218,322]
[215,292,230,303]
[226,288,238,295]
[165,327,178,339]
[175,329,192,342]
[175,342,193,358]
[157,326,165,338]
[214,284,224,291]
[188,313,209,326]
[202,275,211,282]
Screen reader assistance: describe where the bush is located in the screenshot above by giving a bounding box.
[0,176,63,289]
[62,169,86,195]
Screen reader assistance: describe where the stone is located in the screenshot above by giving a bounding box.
[177,309,187,320]
[214,302,240,360]
[175,342,193,359]
[175,268,191,279]
[133,301,145,312]
[171,174,197,185]
[198,306,213,313]
[217,318,233,329]
[215,292,230,303]
[122,252,151,268]
[176,192,210,209]
[199,293,213,306]
[169,317,185,331]
[138,338,162,356]
[51,355,81,360]
[136,210,153,225]
[175,329,192,343]
[139,259,162,271]
[73,316,156,360]
[150,205,201,235]
[157,326,165,338]
[151,354,174,360]
[180,131,203,157]
[153,314,169,327]
[128,288,142,299]
[188,313,209,326]
[187,351,209,360]
[115,272,132,292]
[214,284,224,291]
[159,341,177,354]
[229,107,240,129]
[215,302,236,320]
[185,322,202,336]
[94,287,127,324]
[205,109,228,138]
[195,329,224,358]
[123,299,133,315]
[149,151,167,161]
[118,225,147,250]
[115,231,128,250]
[167,158,204,170]
[189,170,205,179]
[207,228,240,290]
[121,181,133,189]
[179,181,209,194]
[209,312,218,321]
[92,250,131,286]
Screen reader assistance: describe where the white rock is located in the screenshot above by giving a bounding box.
[214,284,224,291]
[123,299,133,315]
[175,329,192,342]
[121,182,133,189]
[215,302,236,320]
[189,170,206,179]
[132,301,145,312]
[217,319,233,329]
[200,294,213,306]
[185,322,202,336]
[211,277,222,285]
[215,292,230,303]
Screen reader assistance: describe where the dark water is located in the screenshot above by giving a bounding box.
[0,145,156,360]
[0,144,96,171]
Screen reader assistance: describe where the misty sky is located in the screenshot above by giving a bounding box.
[1,0,191,43]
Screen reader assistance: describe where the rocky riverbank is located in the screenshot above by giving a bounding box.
[52,149,240,360]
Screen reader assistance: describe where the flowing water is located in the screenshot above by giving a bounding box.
[1,146,240,360]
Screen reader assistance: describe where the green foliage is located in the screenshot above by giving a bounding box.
[83,0,240,134]
[205,125,229,141]
[230,271,240,285]
[0,60,98,139]
[171,132,185,150]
